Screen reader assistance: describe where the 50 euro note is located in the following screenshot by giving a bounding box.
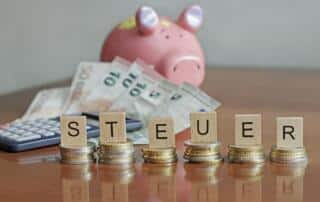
[22,87,70,120]
[127,82,221,144]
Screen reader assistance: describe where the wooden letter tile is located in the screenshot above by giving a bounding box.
[277,117,303,148]
[60,116,87,148]
[190,111,218,143]
[235,114,262,146]
[99,112,126,144]
[149,118,175,148]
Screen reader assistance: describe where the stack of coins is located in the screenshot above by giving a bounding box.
[269,145,308,164]
[60,142,96,164]
[228,145,265,164]
[183,140,223,163]
[98,140,135,165]
[142,147,177,164]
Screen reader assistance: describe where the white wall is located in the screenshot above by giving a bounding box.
[0,0,319,95]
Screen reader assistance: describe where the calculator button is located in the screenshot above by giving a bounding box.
[15,135,41,142]
[42,131,56,137]
[86,126,91,130]
[29,127,40,132]
[7,135,21,140]
[1,132,13,137]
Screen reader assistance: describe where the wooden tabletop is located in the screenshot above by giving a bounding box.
[0,68,319,202]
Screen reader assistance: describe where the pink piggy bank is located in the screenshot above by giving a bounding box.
[100,5,205,86]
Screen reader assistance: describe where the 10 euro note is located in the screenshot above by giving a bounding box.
[108,64,164,113]
[62,62,115,114]
[127,82,221,144]
[22,87,70,120]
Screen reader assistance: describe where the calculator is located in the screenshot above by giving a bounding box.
[0,115,143,152]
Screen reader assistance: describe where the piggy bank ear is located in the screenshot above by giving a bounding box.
[178,5,203,32]
[136,6,159,35]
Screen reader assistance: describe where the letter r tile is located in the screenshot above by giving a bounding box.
[277,117,303,149]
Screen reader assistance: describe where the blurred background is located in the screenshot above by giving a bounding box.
[0,0,319,95]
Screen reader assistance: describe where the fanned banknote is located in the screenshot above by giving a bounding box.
[108,64,164,113]
[125,79,178,123]
[22,87,70,120]
[85,58,148,112]
[127,82,221,144]
[62,62,113,114]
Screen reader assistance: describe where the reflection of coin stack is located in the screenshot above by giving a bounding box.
[270,162,307,177]
[229,164,263,202]
[185,163,220,202]
[142,147,177,164]
[60,164,92,202]
[60,142,96,164]
[270,162,306,202]
[185,163,220,184]
[143,164,176,202]
[229,164,264,181]
[270,145,308,164]
[98,140,135,165]
[228,145,265,164]
[100,165,135,202]
[183,140,223,163]
[60,164,92,181]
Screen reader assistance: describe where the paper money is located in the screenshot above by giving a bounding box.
[108,65,164,113]
[125,79,178,123]
[62,62,113,114]
[127,82,221,144]
[84,57,132,111]
[22,87,69,120]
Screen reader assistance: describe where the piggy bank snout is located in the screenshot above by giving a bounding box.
[160,56,205,86]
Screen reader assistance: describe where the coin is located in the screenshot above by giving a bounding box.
[98,140,135,165]
[183,140,223,163]
[142,147,177,164]
[60,142,96,165]
[227,144,265,164]
[269,145,308,164]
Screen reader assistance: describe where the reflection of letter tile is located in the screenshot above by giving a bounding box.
[62,179,90,202]
[102,182,128,202]
[192,184,218,202]
[277,117,303,148]
[276,176,303,202]
[235,114,262,146]
[60,116,87,148]
[149,118,175,148]
[99,112,126,144]
[190,111,217,143]
[235,180,262,202]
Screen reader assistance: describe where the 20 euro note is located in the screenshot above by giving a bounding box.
[22,87,70,120]
[126,82,221,144]
[62,62,114,114]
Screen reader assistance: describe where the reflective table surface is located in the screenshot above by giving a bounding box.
[0,69,319,202]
